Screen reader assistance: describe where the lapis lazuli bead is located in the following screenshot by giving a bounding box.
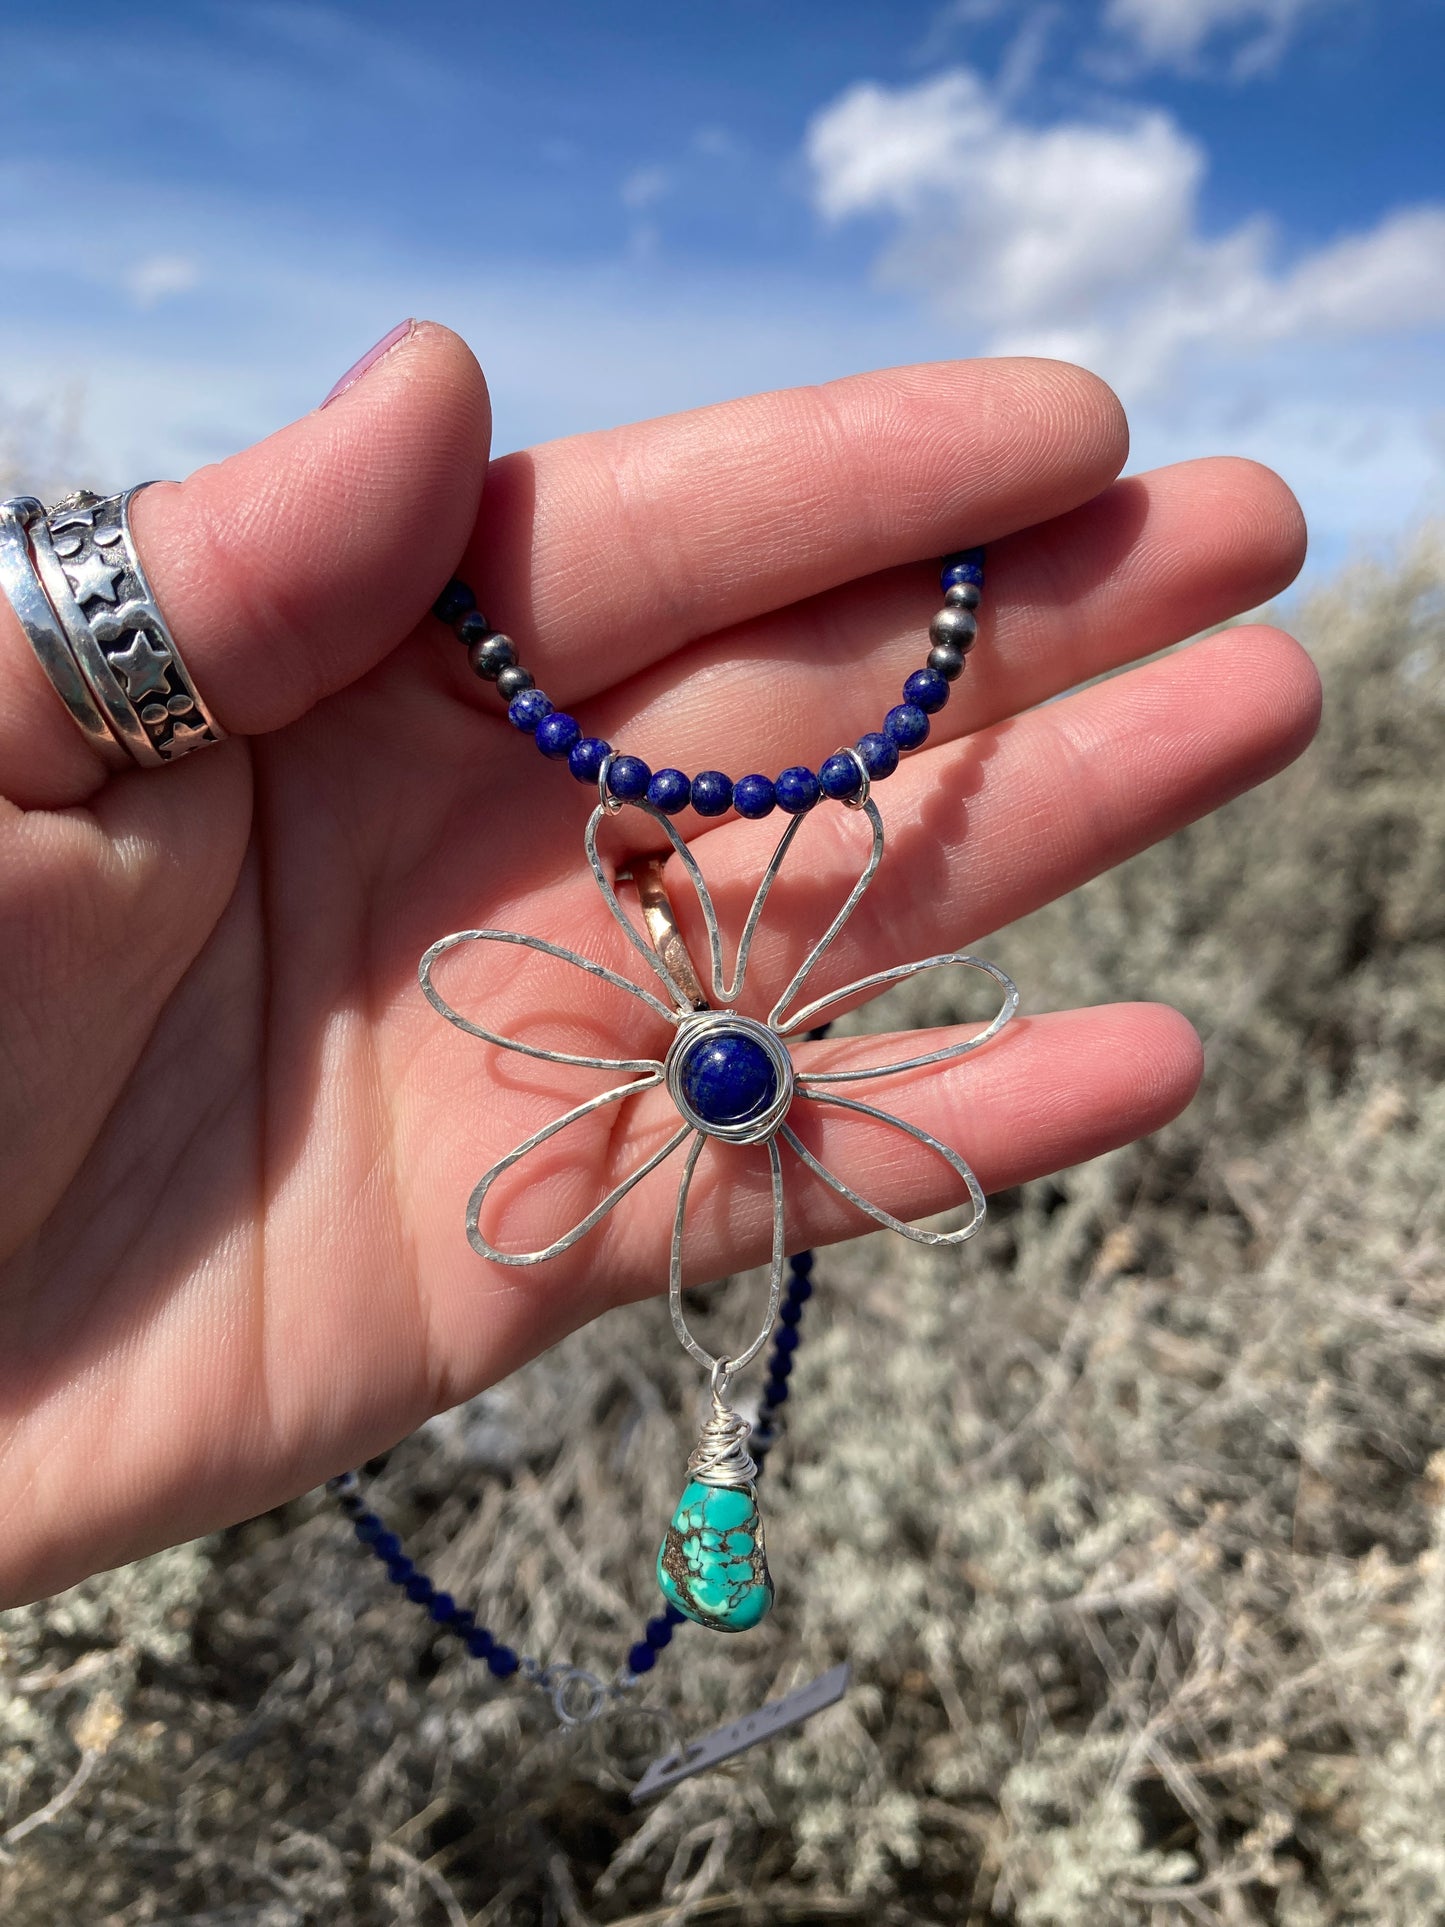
[466,1627,494,1659]
[487,1644,520,1677]
[775,765,821,815]
[648,767,692,814]
[856,731,899,779]
[819,751,863,801]
[508,688,554,733]
[904,667,950,715]
[534,711,580,759]
[942,561,984,591]
[691,769,734,817]
[678,1029,779,1129]
[569,735,611,783]
[432,579,475,624]
[657,1480,773,1632]
[884,702,930,751]
[607,754,651,801]
[645,1614,675,1649]
[628,1640,657,1674]
[733,773,776,819]
[429,1590,457,1622]
[790,1250,815,1275]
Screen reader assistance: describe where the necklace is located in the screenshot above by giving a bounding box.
[332,545,1016,1752]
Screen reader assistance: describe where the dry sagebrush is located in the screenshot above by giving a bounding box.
[2,534,1444,1926]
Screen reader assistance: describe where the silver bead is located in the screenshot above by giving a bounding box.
[495,663,534,700]
[928,605,977,651]
[927,642,965,681]
[944,581,981,610]
[467,631,517,681]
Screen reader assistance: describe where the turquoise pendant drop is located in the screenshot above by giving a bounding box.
[656,1380,774,1632]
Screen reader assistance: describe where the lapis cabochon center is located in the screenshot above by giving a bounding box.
[677,1026,781,1129]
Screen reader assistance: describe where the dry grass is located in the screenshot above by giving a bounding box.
[3,531,1445,1925]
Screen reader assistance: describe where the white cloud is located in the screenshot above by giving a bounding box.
[621,165,672,211]
[805,70,1445,393]
[1102,0,1334,76]
[125,253,201,309]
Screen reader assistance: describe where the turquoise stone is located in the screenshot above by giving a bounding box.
[656,1479,773,1632]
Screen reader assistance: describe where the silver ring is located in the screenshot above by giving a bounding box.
[0,486,226,766]
[0,500,129,768]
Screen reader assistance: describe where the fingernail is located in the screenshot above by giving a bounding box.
[320,319,415,408]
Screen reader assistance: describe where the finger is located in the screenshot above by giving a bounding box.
[460,357,1128,702]
[419,1001,1202,1386]
[0,320,490,808]
[576,455,1307,777]
[654,622,1321,1014]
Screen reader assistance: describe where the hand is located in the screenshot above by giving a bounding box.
[0,325,1316,1604]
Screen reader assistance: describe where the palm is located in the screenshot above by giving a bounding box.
[0,328,1316,1604]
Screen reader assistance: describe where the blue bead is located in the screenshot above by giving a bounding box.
[451,1608,477,1635]
[764,1377,790,1405]
[819,752,863,802]
[432,579,475,624]
[856,731,899,780]
[466,1627,494,1659]
[904,667,950,715]
[665,1602,688,1625]
[569,735,611,783]
[733,773,777,819]
[645,1614,675,1649]
[884,703,930,751]
[405,1574,434,1604]
[678,1029,779,1128]
[941,562,985,590]
[690,769,734,817]
[772,1350,795,1379]
[779,1300,803,1326]
[354,1514,381,1541]
[508,688,554,733]
[487,1644,520,1678]
[429,1590,457,1623]
[787,1274,813,1303]
[775,765,821,815]
[789,1251,814,1274]
[774,1326,800,1355]
[534,711,581,759]
[607,754,651,802]
[628,1641,658,1674]
[386,1556,414,1583]
[374,1530,401,1560]
[648,767,692,814]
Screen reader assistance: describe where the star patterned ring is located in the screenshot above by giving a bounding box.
[0,486,225,765]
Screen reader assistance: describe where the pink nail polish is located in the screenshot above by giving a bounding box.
[320,319,415,408]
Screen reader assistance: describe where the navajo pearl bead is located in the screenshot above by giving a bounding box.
[690,770,734,817]
[929,606,978,651]
[607,754,652,802]
[819,751,864,801]
[468,633,517,681]
[855,731,899,780]
[774,765,821,815]
[495,664,535,701]
[648,767,692,814]
[534,711,581,759]
[927,642,966,681]
[945,581,981,610]
[733,773,777,819]
[884,703,929,751]
[508,688,554,733]
[903,667,950,714]
[569,736,611,783]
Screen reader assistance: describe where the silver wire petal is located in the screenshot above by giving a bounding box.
[669,1132,786,1374]
[781,1090,986,1245]
[420,928,675,1072]
[787,953,1019,1084]
[766,799,885,1031]
[467,1069,690,1264]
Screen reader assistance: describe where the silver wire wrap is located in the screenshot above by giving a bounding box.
[684,1368,759,1489]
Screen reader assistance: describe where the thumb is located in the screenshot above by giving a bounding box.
[0,319,491,808]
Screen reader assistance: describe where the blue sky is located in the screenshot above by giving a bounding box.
[1,0,1442,579]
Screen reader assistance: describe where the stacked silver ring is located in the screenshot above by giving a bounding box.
[0,486,224,766]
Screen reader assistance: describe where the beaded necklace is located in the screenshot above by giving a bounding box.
[332,546,1015,1753]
